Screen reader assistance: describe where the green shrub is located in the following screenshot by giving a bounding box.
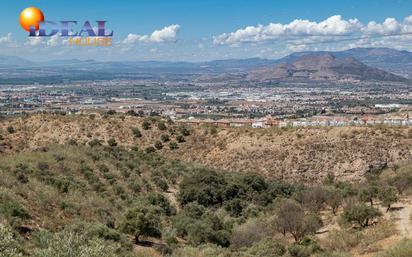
[230,218,273,249]
[186,220,230,247]
[321,229,361,252]
[107,138,117,147]
[0,224,23,257]
[358,184,379,206]
[6,126,14,134]
[152,176,169,192]
[273,199,322,241]
[142,120,151,130]
[88,139,101,147]
[288,237,322,257]
[33,231,121,257]
[179,126,191,136]
[0,201,30,221]
[245,238,286,257]
[154,141,163,150]
[160,134,170,142]
[157,122,167,131]
[172,203,230,247]
[106,110,116,115]
[119,204,162,243]
[171,244,231,257]
[378,186,398,212]
[169,141,178,150]
[176,135,186,143]
[132,127,142,138]
[145,193,174,216]
[341,203,382,228]
[210,127,218,135]
[178,169,227,207]
[224,198,244,217]
[374,239,412,257]
[145,146,156,153]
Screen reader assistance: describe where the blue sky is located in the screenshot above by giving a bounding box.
[1,0,412,61]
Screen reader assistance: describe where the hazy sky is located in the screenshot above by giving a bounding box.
[2,0,412,61]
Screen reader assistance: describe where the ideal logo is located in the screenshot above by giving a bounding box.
[19,7,113,46]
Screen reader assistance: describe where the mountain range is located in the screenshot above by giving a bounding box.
[245,53,407,83]
[1,47,412,83]
[277,48,412,78]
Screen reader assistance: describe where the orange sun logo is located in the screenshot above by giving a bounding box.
[19,7,45,32]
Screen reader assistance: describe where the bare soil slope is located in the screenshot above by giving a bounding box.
[1,114,412,183]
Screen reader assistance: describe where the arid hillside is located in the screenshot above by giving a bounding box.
[172,126,412,183]
[1,114,412,183]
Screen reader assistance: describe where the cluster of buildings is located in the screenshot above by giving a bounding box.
[178,115,412,129]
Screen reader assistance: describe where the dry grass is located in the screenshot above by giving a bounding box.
[1,114,412,183]
[321,221,397,255]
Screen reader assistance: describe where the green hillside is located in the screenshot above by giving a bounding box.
[0,142,412,256]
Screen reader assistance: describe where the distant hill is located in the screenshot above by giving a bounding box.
[1,47,412,83]
[279,48,412,78]
[246,53,407,82]
[0,54,34,67]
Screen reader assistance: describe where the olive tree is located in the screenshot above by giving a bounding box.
[325,188,343,215]
[273,199,322,241]
[378,186,398,212]
[119,205,162,243]
[341,203,381,228]
[358,184,379,206]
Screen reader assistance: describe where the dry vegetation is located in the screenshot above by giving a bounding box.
[0,113,412,256]
[1,113,412,183]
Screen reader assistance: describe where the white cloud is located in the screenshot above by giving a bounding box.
[213,15,412,46]
[47,35,60,47]
[123,24,180,44]
[214,15,362,45]
[0,33,12,44]
[25,37,43,46]
[363,18,402,35]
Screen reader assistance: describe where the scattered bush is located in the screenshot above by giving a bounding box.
[107,138,117,147]
[160,134,170,142]
[230,219,273,249]
[341,203,382,228]
[0,224,23,257]
[154,141,163,150]
[158,122,167,131]
[88,139,101,147]
[358,184,379,206]
[169,141,178,150]
[145,146,156,153]
[245,238,286,257]
[142,120,151,130]
[152,176,169,192]
[176,135,185,143]
[132,127,142,138]
[273,199,322,241]
[33,231,121,257]
[374,239,412,257]
[288,237,322,257]
[378,186,398,212]
[325,188,343,215]
[119,204,163,243]
[106,110,116,115]
[6,126,15,134]
[179,126,191,136]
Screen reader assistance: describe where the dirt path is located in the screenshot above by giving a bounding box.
[396,197,412,237]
